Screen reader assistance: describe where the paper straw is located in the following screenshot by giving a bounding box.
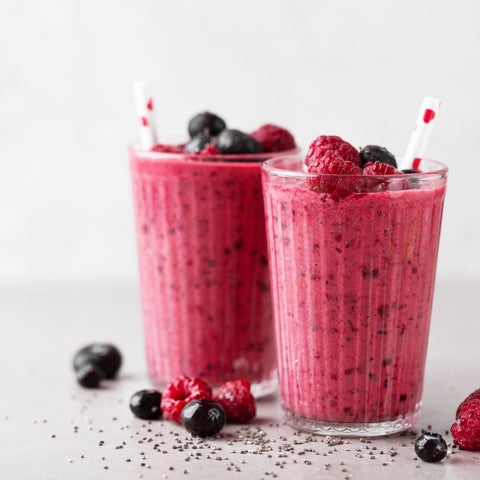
[402,97,441,170]
[133,81,158,150]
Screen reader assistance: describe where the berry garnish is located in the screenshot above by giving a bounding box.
[73,343,122,379]
[414,432,448,462]
[161,375,212,424]
[150,143,183,153]
[213,380,256,423]
[362,162,398,175]
[455,388,480,419]
[129,389,163,420]
[76,363,104,389]
[184,134,213,153]
[401,168,420,174]
[188,112,226,138]
[181,400,226,437]
[451,399,480,450]
[201,144,221,155]
[305,135,360,168]
[250,124,296,152]
[359,145,397,168]
[308,157,362,175]
[217,129,263,155]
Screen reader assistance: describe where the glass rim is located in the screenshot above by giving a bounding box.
[262,154,448,180]
[129,143,301,164]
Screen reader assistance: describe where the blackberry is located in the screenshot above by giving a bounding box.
[359,145,397,168]
[129,389,163,420]
[76,363,104,388]
[217,129,263,155]
[184,134,212,153]
[414,432,447,462]
[73,343,122,379]
[181,400,226,437]
[188,112,226,137]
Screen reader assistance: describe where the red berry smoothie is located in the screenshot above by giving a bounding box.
[130,148,296,394]
[262,156,447,434]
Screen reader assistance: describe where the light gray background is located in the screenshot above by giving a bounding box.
[1,0,479,285]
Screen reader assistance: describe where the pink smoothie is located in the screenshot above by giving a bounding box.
[262,158,447,426]
[130,149,277,391]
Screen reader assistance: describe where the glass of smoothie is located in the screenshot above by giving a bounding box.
[262,136,447,434]
[129,112,298,396]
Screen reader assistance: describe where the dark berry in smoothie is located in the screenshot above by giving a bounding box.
[217,129,263,155]
[184,134,213,153]
[181,400,226,437]
[359,145,397,168]
[188,112,226,137]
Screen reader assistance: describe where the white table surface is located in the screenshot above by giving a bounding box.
[1,279,479,480]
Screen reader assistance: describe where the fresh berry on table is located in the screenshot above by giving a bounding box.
[161,375,212,424]
[129,389,163,420]
[414,432,448,462]
[213,380,256,423]
[181,399,226,437]
[73,343,122,379]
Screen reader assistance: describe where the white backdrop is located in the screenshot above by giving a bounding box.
[1,0,479,284]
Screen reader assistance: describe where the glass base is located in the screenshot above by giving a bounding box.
[283,402,421,437]
[251,373,278,399]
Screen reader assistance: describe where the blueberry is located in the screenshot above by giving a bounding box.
[181,400,226,437]
[188,112,226,137]
[76,363,104,388]
[217,129,263,155]
[184,134,212,153]
[73,343,122,379]
[359,145,397,168]
[129,389,163,420]
[401,168,420,174]
[414,432,447,462]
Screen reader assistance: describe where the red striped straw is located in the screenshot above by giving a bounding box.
[133,80,158,151]
[402,97,441,170]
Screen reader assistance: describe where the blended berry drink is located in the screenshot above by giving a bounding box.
[262,136,447,435]
[130,112,297,395]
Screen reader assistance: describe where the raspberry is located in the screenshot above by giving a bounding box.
[161,375,212,424]
[451,399,480,451]
[308,157,362,175]
[305,135,360,168]
[456,388,480,419]
[201,144,221,155]
[250,124,296,152]
[213,380,256,423]
[151,143,183,153]
[362,162,399,175]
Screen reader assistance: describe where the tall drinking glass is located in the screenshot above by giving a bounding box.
[262,156,447,434]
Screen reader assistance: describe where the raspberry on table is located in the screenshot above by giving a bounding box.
[161,375,212,424]
[456,388,480,419]
[212,380,256,423]
[250,124,296,152]
[305,135,361,168]
[451,399,480,451]
[362,162,399,175]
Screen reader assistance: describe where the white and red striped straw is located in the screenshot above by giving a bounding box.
[402,96,441,170]
[133,80,158,151]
